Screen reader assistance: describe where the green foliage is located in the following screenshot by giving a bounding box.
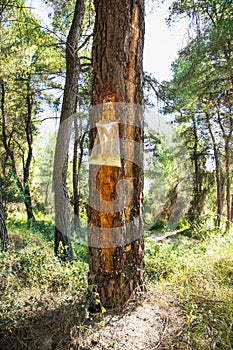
[0,1,66,222]
[144,127,192,229]
[32,133,56,214]
[0,246,87,294]
[157,0,233,228]
[0,225,88,349]
[146,227,233,349]
[1,170,25,204]
[43,0,95,42]
[7,212,89,263]
[1,216,233,349]
[145,241,179,280]
[7,212,54,243]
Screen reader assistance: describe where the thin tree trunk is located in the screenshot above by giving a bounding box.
[88,0,145,309]
[53,0,86,261]
[189,113,202,224]
[73,108,81,232]
[73,115,88,235]
[224,137,232,232]
[206,113,223,227]
[217,109,233,232]
[1,77,35,224]
[0,182,8,251]
[231,194,233,221]
[24,78,36,224]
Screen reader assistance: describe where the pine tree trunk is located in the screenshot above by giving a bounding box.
[231,194,233,221]
[1,77,35,225]
[24,78,36,224]
[225,137,232,232]
[24,186,35,224]
[0,183,8,251]
[73,109,80,232]
[53,0,85,260]
[189,113,205,224]
[206,113,224,227]
[88,0,145,309]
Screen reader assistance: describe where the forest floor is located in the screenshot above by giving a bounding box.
[1,224,233,350]
[77,233,186,350]
[76,290,185,350]
[2,284,185,350]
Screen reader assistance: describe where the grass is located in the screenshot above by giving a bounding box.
[0,215,91,350]
[146,230,233,349]
[0,216,233,349]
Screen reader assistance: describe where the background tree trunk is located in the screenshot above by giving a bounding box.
[1,77,35,225]
[88,0,145,309]
[23,77,36,224]
[72,107,81,232]
[53,0,86,261]
[206,113,224,227]
[225,138,232,232]
[0,181,8,251]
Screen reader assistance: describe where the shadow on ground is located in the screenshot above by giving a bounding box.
[0,290,186,350]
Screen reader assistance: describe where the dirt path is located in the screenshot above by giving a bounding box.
[76,291,185,350]
[146,231,179,243]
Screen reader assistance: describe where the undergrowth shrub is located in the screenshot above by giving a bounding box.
[146,230,233,350]
[0,243,88,346]
[0,246,88,295]
[145,241,179,280]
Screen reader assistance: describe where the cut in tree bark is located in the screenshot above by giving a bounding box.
[53,0,86,261]
[88,0,145,309]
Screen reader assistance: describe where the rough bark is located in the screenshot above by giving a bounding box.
[53,0,86,260]
[88,0,145,309]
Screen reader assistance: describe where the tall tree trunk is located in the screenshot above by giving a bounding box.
[206,113,223,227]
[1,77,35,224]
[24,78,35,224]
[88,0,145,309]
[224,135,232,232]
[24,186,35,223]
[73,107,81,232]
[217,108,233,232]
[53,0,86,261]
[0,181,8,251]
[188,113,202,224]
[73,114,88,235]
[231,194,233,222]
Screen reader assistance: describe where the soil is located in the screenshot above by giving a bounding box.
[73,290,186,350]
[1,289,186,350]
